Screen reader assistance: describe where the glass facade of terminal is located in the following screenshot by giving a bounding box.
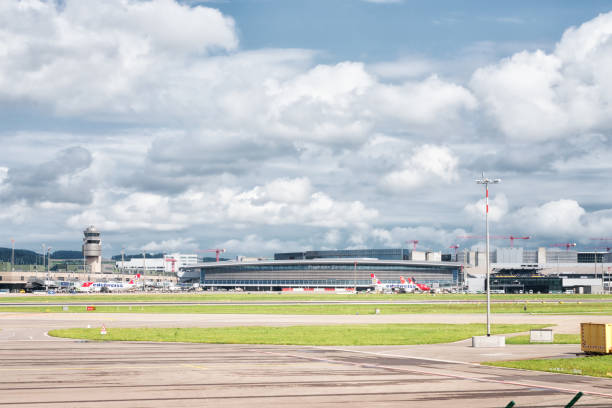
[197,260,460,290]
[274,249,412,261]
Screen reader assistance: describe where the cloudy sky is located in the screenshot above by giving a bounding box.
[3,0,612,257]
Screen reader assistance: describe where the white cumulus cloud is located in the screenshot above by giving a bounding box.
[141,237,198,252]
[381,145,459,192]
[471,11,612,141]
[67,177,379,232]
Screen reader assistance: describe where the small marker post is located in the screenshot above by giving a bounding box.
[100,324,107,335]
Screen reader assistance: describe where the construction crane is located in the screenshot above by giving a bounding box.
[592,246,612,252]
[165,257,177,273]
[197,248,226,262]
[550,243,577,250]
[449,244,460,254]
[406,240,419,250]
[590,239,612,253]
[458,235,530,247]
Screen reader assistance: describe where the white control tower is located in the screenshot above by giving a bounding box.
[82,225,102,273]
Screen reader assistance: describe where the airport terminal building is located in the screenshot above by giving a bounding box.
[178,246,612,293]
[179,249,462,291]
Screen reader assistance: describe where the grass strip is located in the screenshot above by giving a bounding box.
[2,302,612,314]
[2,293,612,303]
[48,323,549,346]
[485,355,612,378]
[506,334,580,344]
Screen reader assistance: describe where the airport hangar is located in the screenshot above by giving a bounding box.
[178,249,462,291]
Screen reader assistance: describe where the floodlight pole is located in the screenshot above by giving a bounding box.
[11,238,15,272]
[476,173,500,337]
[354,261,357,293]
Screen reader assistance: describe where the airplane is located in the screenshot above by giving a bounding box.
[402,276,431,292]
[74,277,139,292]
[370,274,417,293]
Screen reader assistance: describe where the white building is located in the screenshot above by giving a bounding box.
[116,253,198,273]
[165,253,198,273]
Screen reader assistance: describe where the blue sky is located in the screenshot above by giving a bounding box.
[211,0,612,61]
[2,0,612,257]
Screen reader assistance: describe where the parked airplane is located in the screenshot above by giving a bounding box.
[401,276,431,292]
[75,278,139,292]
[370,274,416,293]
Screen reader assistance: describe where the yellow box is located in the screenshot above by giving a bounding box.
[581,323,612,354]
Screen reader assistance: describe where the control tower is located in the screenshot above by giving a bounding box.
[82,225,102,273]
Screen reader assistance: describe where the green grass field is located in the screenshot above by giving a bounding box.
[48,323,549,346]
[485,355,612,378]
[2,302,612,314]
[505,334,580,344]
[2,292,612,303]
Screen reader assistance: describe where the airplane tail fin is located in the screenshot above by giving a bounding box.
[399,276,407,284]
[370,273,382,285]
[129,279,134,284]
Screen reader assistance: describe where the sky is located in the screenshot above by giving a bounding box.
[3,0,612,257]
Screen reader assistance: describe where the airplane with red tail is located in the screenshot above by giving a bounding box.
[74,277,139,292]
[401,276,431,292]
[370,274,416,293]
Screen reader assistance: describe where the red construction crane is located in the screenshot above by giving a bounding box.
[449,244,460,254]
[406,240,419,250]
[165,257,177,273]
[550,243,576,250]
[197,248,226,262]
[590,239,612,252]
[458,235,530,247]
[589,246,612,252]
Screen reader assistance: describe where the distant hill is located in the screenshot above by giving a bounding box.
[0,248,85,264]
[51,250,83,260]
[0,247,41,265]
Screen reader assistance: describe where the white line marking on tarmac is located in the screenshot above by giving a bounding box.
[256,349,612,399]
[319,347,482,367]
[181,363,207,370]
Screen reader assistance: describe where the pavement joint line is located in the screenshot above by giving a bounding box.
[180,363,207,370]
[0,365,193,371]
[320,346,483,367]
[254,349,612,399]
[319,346,599,380]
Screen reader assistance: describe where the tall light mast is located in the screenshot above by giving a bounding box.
[41,244,46,271]
[10,238,14,272]
[121,247,125,271]
[476,173,500,337]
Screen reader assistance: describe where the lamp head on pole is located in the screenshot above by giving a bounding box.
[475,176,501,185]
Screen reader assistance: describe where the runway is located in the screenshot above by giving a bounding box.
[2,297,612,306]
[1,313,611,407]
[2,311,611,333]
